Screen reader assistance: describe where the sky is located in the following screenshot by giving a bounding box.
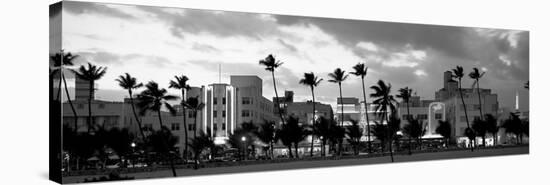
[50,1,529,112]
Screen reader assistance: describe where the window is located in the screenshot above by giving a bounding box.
[213,97,218,105]
[77,104,84,109]
[222,97,226,104]
[174,136,179,144]
[435,113,442,120]
[242,110,250,117]
[144,124,153,131]
[222,123,226,130]
[171,123,180,131]
[213,111,217,118]
[473,116,481,120]
[214,124,218,131]
[242,97,251,105]
[98,103,105,109]
[473,104,481,111]
[417,114,428,120]
[492,104,498,111]
[222,110,226,117]
[188,124,195,131]
[189,110,196,118]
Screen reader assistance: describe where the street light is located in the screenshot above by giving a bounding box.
[130,142,136,167]
[241,136,247,160]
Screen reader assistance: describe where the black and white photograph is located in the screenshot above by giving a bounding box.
[46,0,532,184]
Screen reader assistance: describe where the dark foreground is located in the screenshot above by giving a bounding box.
[62,145,528,184]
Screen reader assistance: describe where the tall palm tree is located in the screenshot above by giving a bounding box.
[370,80,397,162]
[299,72,323,157]
[136,81,179,177]
[450,66,473,151]
[328,68,349,127]
[288,116,308,158]
[259,54,286,125]
[185,96,205,139]
[72,63,107,133]
[313,117,332,156]
[469,67,486,120]
[351,63,373,153]
[50,51,79,132]
[396,87,413,120]
[169,75,191,160]
[276,123,294,158]
[116,73,145,141]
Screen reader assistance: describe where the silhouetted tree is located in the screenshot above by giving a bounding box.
[371,121,388,153]
[469,68,486,121]
[450,66,473,151]
[116,73,145,141]
[313,117,333,156]
[299,72,323,157]
[502,113,525,144]
[275,124,294,158]
[396,87,413,120]
[228,128,255,160]
[346,120,362,155]
[256,120,276,158]
[136,81,178,177]
[259,54,286,125]
[169,75,191,160]
[51,51,79,132]
[472,117,487,147]
[72,63,107,133]
[188,130,214,169]
[436,120,452,147]
[403,117,425,154]
[184,96,205,139]
[370,80,397,162]
[484,114,499,146]
[351,63,372,153]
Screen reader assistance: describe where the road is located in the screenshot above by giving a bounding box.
[62,146,528,183]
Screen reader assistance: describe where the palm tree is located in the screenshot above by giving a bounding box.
[257,120,276,159]
[276,124,294,158]
[370,121,388,153]
[50,51,79,132]
[72,63,107,133]
[328,120,346,156]
[328,68,349,127]
[313,117,333,156]
[469,68,486,120]
[285,116,308,158]
[502,113,523,144]
[259,54,286,125]
[472,117,487,147]
[370,80,398,162]
[485,114,499,146]
[299,72,323,157]
[136,81,179,177]
[436,120,452,147]
[184,96,205,139]
[450,66,474,151]
[188,131,214,169]
[403,117,424,154]
[116,73,146,141]
[396,87,413,120]
[351,63,373,153]
[169,75,191,160]
[346,120,362,155]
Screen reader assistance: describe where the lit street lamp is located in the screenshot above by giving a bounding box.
[130,142,136,167]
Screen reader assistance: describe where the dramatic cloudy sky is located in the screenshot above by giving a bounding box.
[51,1,529,111]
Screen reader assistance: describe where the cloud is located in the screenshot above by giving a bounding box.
[63,1,136,20]
[191,43,220,53]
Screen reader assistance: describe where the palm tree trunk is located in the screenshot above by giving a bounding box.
[386,110,394,162]
[458,80,473,152]
[287,145,293,158]
[181,90,189,161]
[87,81,93,133]
[338,83,344,156]
[408,137,412,155]
[310,86,315,157]
[128,91,146,141]
[272,71,286,125]
[476,80,483,120]
[57,70,63,101]
[294,144,299,158]
[194,110,198,138]
[157,110,177,177]
[361,77,372,153]
[62,72,79,133]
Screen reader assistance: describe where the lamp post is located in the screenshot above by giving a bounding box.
[130,142,136,167]
[241,136,247,160]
